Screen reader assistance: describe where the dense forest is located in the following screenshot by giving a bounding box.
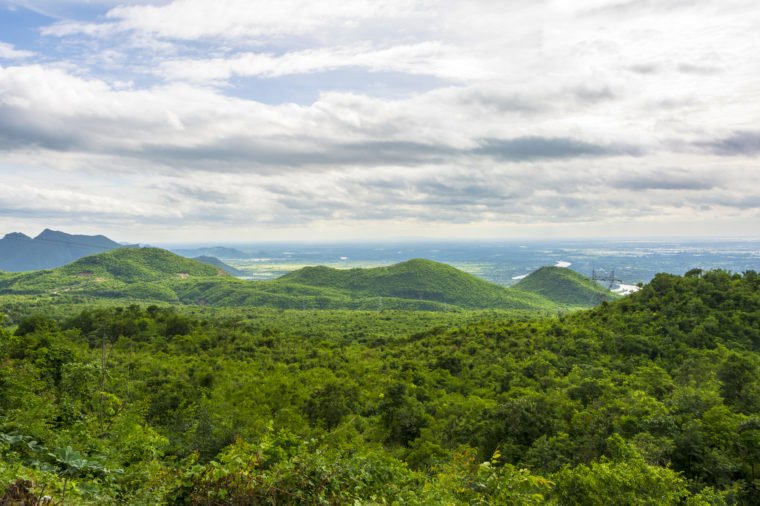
[1,269,759,504]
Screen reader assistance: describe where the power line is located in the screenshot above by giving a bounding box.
[591,269,622,290]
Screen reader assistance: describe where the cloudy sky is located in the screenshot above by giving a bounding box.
[0,0,759,243]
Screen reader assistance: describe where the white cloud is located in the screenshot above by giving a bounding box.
[158,42,490,83]
[0,64,634,161]
[42,0,431,40]
[3,0,760,238]
[0,42,34,59]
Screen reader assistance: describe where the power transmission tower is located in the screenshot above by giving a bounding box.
[591,269,623,290]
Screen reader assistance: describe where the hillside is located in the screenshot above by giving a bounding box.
[514,266,617,305]
[60,247,221,281]
[1,270,758,504]
[0,229,127,272]
[192,255,247,276]
[276,258,554,310]
[0,248,223,302]
[0,251,618,312]
[0,251,575,311]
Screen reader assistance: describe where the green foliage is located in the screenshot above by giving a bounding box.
[279,258,558,310]
[0,269,757,503]
[62,247,221,282]
[550,455,691,505]
[515,265,618,306]
[191,256,245,276]
[0,250,590,311]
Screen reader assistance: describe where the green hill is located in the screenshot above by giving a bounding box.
[192,256,246,276]
[514,266,616,305]
[60,247,221,282]
[276,259,554,310]
[0,248,223,302]
[0,251,606,312]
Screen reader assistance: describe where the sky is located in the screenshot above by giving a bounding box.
[0,0,759,243]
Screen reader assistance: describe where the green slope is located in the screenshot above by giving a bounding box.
[0,248,223,302]
[0,250,594,312]
[276,258,554,310]
[514,266,617,306]
[192,255,246,276]
[61,247,221,281]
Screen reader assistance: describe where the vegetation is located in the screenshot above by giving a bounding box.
[191,256,246,276]
[514,266,619,306]
[0,268,758,503]
[0,249,611,311]
[278,258,554,309]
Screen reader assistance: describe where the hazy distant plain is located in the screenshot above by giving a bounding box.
[164,239,760,286]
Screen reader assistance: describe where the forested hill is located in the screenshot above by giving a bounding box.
[0,229,126,272]
[0,250,608,311]
[277,258,556,310]
[576,268,760,353]
[514,265,618,306]
[0,247,224,302]
[60,247,222,280]
[1,269,758,503]
[191,255,247,276]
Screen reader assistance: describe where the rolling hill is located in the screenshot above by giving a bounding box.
[276,258,553,310]
[0,247,223,303]
[513,266,617,306]
[192,256,247,276]
[0,248,610,311]
[60,247,221,281]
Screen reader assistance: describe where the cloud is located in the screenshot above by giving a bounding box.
[3,0,760,238]
[0,42,34,59]
[157,42,487,83]
[473,137,639,160]
[697,131,760,156]
[42,0,430,40]
[611,169,718,191]
[677,63,722,75]
[0,64,643,170]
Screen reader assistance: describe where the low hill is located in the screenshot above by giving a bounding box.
[514,266,616,305]
[60,247,221,282]
[0,248,224,303]
[0,229,128,272]
[276,258,554,310]
[0,251,607,312]
[192,256,247,276]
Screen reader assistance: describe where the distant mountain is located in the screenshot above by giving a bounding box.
[173,246,251,259]
[514,266,617,306]
[192,256,247,276]
[0,229,129,272]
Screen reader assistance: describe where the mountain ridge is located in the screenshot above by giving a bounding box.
[0,229,128,272]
